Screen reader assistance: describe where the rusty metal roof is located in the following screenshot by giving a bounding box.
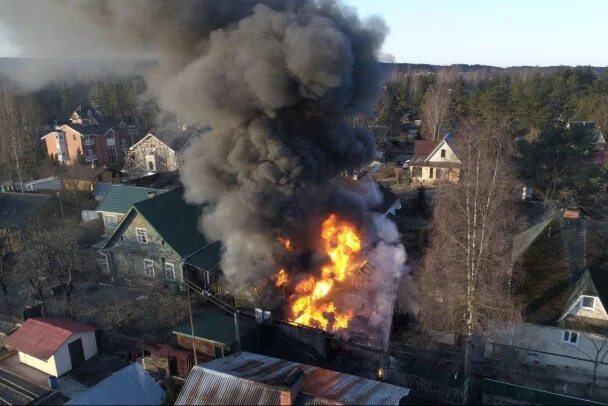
[4,317,95,360]
[175,352,409,405]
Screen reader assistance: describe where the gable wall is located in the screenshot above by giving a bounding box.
[130,136,178,172]
[566,295,608,320]
[106,212,183,285]
[427,141,460,163]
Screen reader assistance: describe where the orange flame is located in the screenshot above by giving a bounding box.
[285,214,361,332]
[278,237,292,251]
[274,268,289,288]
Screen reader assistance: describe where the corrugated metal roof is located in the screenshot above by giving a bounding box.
[176,367,281,405]
[96,185,167,214]
[176,352,409,405]
[4,318,95,360]
[67,363,164,405]
[172,312,257,346]
[412,140,439,162]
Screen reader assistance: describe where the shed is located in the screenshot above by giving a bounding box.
[4,318,98,377]
[176,352,409,405]
[67,362,164,405]
[24,177,63,192]
[172,313,258,358]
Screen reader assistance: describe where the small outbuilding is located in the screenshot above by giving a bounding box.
[4,317,98,377]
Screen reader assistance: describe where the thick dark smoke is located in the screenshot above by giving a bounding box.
[1,0,406,345]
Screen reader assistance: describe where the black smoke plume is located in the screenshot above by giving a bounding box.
[1,0,405,345]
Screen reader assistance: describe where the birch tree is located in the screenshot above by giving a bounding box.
[420,76,452,141]
[417,119,522,401]
[0,91,41,190]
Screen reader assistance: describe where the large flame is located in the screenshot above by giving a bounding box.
[279,214,362,332]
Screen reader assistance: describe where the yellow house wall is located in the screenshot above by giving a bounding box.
[18,351,58,377]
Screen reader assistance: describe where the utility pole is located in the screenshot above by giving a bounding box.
[234,311,241,355]
[57,192,64,220]
[187,284,198,365]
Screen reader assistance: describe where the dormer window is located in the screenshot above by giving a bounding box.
[582,296,595,309]
[107,131,114,139]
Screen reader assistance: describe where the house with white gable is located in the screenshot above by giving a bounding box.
[408,133,460,184]
[487,211,608,380]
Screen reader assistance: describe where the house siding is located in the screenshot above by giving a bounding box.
[488,322,608,378]
[106,212,184,285]
[19,351,58,376]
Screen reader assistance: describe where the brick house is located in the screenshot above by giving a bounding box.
[100,187,220,287]
[41,104,134,167]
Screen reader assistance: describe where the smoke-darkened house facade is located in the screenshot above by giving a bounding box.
[41,104,135,167]
[123,127,201,179]
[100,187,221,288]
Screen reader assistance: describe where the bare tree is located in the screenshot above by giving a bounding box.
[0,230,12,297]
[0,91,41,190]
[417,119,522,402]
[16,221,93,316]
[420,72,453,141]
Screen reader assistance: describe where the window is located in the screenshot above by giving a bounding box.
[136,228,148,243]
[103,214,117,228]
[106,131,114,139]
[441,149,446,158]
[429,168,434,178]
[108,145,117,163]
[143,259,155,278]
[164,263,176,281]
[411,167,422,178]
[582,296,595,309]
[562,330,579,345]
[72,134,76,140]
[86,146,94,157]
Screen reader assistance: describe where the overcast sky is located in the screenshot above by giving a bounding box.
[1,0,607,67]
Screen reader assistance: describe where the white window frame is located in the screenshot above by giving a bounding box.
[164,263,176,281]
[108,145,117,163]
[562,330,579,346]
[103,214,118,229]
[581,295,595,309]
[136,228,148,244]
[143,259,155,278]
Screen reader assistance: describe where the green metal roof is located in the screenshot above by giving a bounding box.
[96,185,167,214]
[103,187,221,271]
[172,312,257,346]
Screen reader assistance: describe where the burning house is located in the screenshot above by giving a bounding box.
[2,1,408,349]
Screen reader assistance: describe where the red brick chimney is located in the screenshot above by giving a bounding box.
[279,368,305,406]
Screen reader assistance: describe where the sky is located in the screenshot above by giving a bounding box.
[346,0,608,67]
[0,0,607,67]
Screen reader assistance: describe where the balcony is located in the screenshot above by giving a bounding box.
[85,154,97,162]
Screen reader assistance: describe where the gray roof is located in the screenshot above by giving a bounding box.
[0,192,52,229]
[67,363,164,405]
[176,352,409,405]
[149,129,198,152]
